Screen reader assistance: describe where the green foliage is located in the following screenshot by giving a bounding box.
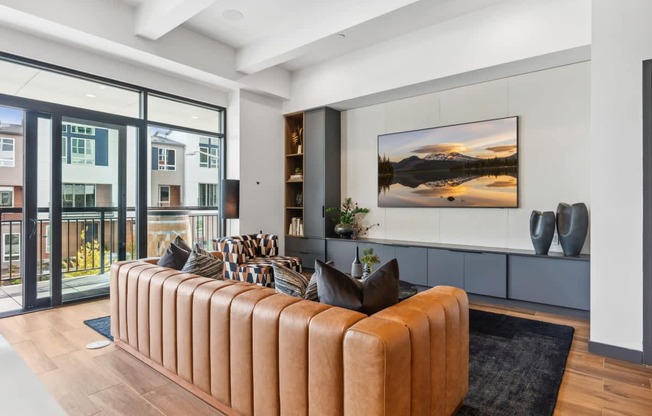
[326,197,369,224]
[64,230,110,278]
[361,247,380,266]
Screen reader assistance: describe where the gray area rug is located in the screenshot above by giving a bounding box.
[457,309,574,415]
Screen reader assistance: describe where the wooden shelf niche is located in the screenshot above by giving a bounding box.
[285,112,304,237]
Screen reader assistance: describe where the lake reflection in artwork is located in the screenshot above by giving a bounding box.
[378,117,518,208]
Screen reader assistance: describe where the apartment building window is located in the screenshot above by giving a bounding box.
[0,189,12,207]
[199,137,218,169]
[62,136,67,161]
[157,148,176,171]
[0,137,15,167]
[198,183,218,206]
[63,184,96,208]
[71,137,95,165]
[159,185,170,206]
[3,233,19,262]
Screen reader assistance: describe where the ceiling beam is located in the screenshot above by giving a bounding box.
[235,0,422,74]
[136,0,217,40]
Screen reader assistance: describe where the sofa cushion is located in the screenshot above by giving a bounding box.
[173,235,193,252]
[273,264,309,298]
[181,250,224,279]
[315,259,399,314]
[157,242,190,270]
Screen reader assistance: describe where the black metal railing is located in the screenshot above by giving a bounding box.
[0,206,220,285]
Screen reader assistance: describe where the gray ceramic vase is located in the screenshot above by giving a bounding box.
[556,202,588,257]
[530,210,556,255]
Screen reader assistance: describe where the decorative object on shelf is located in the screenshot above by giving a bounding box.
[351,246,363,279]
[289,167,303,182]
[556,202,588,257]
[295,192,303,207]
[326,197,370,239]
[355,222,380,239]
[361,247,380,279]
[289,217,304,236]
[291,125,303,154]
[529,210,556,255]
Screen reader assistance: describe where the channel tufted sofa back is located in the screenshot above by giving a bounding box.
[110,260,468,416]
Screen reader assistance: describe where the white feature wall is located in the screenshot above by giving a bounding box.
[238,91,285,251]
[590,0,652,353]
[342,62,590,253]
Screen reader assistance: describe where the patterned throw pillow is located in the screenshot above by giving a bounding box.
[272,264,310,298]
[304,273,319,301]
[194,242,210,255]
[181,250,224,280]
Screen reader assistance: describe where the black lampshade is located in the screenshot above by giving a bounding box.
[221,179,240,219]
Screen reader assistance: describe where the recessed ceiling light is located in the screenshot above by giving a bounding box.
[85,93,96,98]
[223,9,244,21]
[191,116,199,119]
[337,33,346,39]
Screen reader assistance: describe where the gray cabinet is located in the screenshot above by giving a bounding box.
[464,253,507,298]
[427,249,464,288]
[304,108,341,238]
[325,239,357,273]
[395,246,428,286]
[286,236,325,270]
[508,256,590,310]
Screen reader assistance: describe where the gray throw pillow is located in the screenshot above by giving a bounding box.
[157,243,190,270]
[315,259,399,315]
[173,235,193,252]
[181,250,223,280]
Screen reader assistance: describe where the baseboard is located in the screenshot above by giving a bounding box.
[588,341,643,364]
[462,293,590,320]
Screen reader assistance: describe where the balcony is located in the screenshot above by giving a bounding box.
[0,206,220,314]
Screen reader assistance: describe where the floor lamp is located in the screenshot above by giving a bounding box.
[221,179,239,236]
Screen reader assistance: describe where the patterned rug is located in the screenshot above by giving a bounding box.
[83,316,113,341]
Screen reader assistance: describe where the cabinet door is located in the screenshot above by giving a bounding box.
[358,243,396,270]
[427,249,464,288]
[325,239,357,273]
[508,256,590,310]
[395,246,428,286]
[322,108,341,238]
[464,253,507,298]
[304,109,326,238]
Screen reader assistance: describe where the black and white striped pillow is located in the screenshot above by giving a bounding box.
[181,250,224,280]
[272,264,310,298]
[304,273,318,301]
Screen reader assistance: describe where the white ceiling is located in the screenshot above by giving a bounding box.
[120,0,508,73]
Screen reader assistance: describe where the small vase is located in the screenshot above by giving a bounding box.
[351,246,362,278]
[362,263,371,279]
[297,144,302,154]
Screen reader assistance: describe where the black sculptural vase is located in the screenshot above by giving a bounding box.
[556,202,588,257]
[530,210,555,255]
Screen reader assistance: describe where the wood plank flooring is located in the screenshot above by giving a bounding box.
[0,299,650,415]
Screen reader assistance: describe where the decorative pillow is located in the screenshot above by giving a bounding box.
[304,273,319,301]
[157,243,190,270]
[315,259,399,315]
[181,250,224,280]
[194,242,210,255]
[173,235,192,252]
[273,264,309,298]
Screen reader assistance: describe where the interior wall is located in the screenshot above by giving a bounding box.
[238,91,285,251]
[342,62,590,253]
[590,0,652,353]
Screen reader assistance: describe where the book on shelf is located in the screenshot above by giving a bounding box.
[289,217,304,236]
[288,174,303,181]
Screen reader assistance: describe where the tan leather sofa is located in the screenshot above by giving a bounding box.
[110,260,469,416]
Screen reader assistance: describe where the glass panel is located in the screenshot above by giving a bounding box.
[61,117,134,302]
[147,126,221,255]
[147,95,223,132]
[0,106,24,312]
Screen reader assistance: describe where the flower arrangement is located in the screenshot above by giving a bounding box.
[326,197,369,225]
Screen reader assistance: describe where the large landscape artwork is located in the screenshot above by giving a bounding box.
[378,117,518,208]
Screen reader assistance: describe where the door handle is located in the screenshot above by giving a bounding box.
[30,219,38,238]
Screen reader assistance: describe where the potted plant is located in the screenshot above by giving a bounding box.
[361,247,380,278]
[326,197,369,238]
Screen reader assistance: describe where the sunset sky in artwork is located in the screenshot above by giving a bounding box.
[379,117,517,162]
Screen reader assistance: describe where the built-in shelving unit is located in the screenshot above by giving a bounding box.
[285,112,304,237]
